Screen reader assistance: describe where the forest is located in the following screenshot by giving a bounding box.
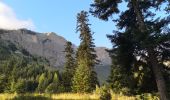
[0,0,170,100]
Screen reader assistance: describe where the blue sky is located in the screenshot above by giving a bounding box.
[1,1,168,48]
[1,0,117,48]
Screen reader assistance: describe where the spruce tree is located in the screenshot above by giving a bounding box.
[91,0,170,99]
[37,73,46,93]
[53,72,60,84]
[62,41,75,92]
[72,11,99,93]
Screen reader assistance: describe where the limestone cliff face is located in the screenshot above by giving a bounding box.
[0,29,111,69]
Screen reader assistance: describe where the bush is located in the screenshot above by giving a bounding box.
[95,85,111,100]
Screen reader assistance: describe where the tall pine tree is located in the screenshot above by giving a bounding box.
[62,41,75,92]
[72,11,99,93]
[91,0,170,99]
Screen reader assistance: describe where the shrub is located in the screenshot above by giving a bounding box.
[95,85,111,100]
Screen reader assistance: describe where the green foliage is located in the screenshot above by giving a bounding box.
[95,85,111,100]
[90,0,170,97]
[14,79,28,93]
[45,72,63,93]
[63,42,75,74]
[37,73,46,93]
[0,40,63,93]
[72,63,93,92]
[53,72,59,84]
[72,11,99,93]
[0,74,6,93]
[45,83,58,93]
[107,61,131,95]
[62,41,75,92]
[136,93,159,100]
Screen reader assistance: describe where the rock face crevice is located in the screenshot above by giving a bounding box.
[0,29,111,83]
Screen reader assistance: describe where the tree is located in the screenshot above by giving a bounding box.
[62,41,75,92]
[53,72,60,84]
[45,72,61,93]
[37,73,46,93]
[0,74,6,93]
[91,0,170,99]
[72,11,99,93]
[14,79,27,93]
[107,58,132,94]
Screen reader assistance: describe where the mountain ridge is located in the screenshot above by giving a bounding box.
[0,28,111,67]
[0,29,111,83]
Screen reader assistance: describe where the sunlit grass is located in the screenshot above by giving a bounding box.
[0,93,17,100]
[51,93,99,99]
[0,93,160,100]
[111,94,136,100]
[0,93,49,100]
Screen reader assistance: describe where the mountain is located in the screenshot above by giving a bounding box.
[0,29,111,83]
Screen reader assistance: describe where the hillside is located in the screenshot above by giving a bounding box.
[0,29,111,83]
[0,40,57,93]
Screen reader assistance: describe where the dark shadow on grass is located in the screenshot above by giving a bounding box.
[12,95,51,100]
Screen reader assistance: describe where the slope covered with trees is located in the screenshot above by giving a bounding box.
[0,40,63,93]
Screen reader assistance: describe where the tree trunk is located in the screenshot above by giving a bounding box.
[131,0,168,99]
[149,51,168,100]
[131,0,147,32]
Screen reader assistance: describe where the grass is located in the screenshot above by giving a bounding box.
[0,93,16,100]
[111,94,136,100]
[51,93,99,100]
[0,93,50,100]
[0,93,159,100]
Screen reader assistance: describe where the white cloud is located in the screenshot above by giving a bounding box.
[0,1,35,30]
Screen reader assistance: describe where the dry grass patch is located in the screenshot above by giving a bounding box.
[51,93,99,99]
[112,94,136,100]
[0,93,17,100]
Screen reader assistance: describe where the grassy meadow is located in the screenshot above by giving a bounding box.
[0,93,159,100]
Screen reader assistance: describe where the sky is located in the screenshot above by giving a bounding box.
[0,1,168,48]
[0,0,118,48]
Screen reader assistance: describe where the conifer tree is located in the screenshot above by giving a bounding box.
[45,72,60,93]
[62,41,75,92]
[37,73,46,93]
[53,72,59,84]
[91,0,170,99]
[72,11,99,93]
